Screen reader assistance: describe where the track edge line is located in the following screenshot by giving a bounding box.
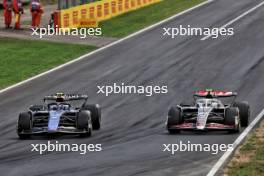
[206,109,264,176]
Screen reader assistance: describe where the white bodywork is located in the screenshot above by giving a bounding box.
[195,99,224,129]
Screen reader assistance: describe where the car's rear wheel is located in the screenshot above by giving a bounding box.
[76,111,92,137]
[82,104,101,130]
[29,104,46,111]
[167,107,182,134]
[225,108,240,133]
[17,112,32,139]
[233,101,250,127]
[179,101,193,107]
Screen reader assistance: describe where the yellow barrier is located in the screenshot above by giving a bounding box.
[60,0,162,28]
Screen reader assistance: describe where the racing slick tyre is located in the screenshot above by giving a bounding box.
[167,107,182,134]
[82,104,101,130]
[224,108,240,133]
[179,102,191,107]
[233,101,250,127]
[17,112,32,139]
[76,111,92,137]
[29,105,46,111]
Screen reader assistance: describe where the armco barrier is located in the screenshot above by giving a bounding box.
[59,0,162,28]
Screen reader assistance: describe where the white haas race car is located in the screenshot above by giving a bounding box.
[166,89,250,133]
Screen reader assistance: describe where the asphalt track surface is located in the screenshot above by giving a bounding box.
[1,0,264,175]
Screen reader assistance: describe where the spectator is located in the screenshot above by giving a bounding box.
[3,0,13,28]
[30,0,44,29]
[13,0,23,29]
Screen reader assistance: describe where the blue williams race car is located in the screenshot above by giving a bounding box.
[17,93,101,139]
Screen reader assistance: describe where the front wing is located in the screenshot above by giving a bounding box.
[18,126,89,135]
[168,122,236,131]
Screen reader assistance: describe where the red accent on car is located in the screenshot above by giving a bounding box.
[206,123,235,128]
[195,90,233,97]
[174,123,194,128]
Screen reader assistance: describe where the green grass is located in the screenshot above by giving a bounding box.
[0,0,205,89]
[230,151,264,175]
[0,37,96,89]
[101,0,205,37]
[227,127,264,176]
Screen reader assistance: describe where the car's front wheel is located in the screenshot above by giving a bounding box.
[167,107,182,134]
[82,104,101,130]
[76,111,92,137]
[225,107,240,133]
[17,112,32,139]
[233,101,250,127]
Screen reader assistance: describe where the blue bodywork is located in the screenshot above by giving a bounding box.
[48,110,65,131]
[17,94,94,137]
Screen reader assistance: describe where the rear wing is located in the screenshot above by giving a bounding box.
[44,94,88,102]
[194,90,237,98]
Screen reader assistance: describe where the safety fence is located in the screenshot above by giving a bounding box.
[59,0,162,28]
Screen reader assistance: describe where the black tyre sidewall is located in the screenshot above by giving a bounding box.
[18,112,32,131]
[233,101,250,127]
[167,107,182,128]
[29,104,46,111]
[76,111,90,129]
[17,112,32,139]
[179,102,191,107]
[82,104,101,130]
[225,107,240,133]
[224,108,237,125]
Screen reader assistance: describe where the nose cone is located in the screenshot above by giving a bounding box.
[48,111,64,131]
[196,107,212,130]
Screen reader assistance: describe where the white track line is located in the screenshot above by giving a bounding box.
[201,1,264,41]
[0,0,214,95]
[207,109,264,176]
